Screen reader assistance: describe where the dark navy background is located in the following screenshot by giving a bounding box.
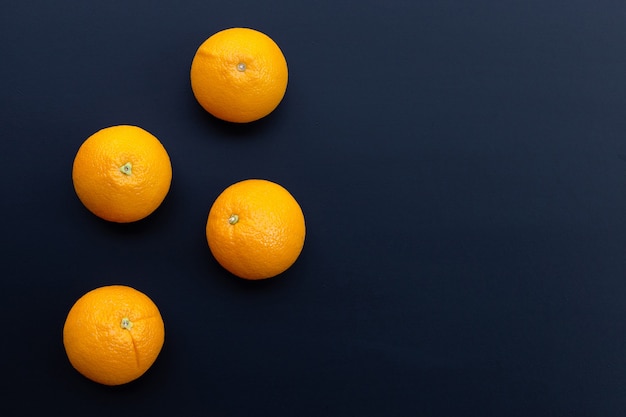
[2,1,626,415]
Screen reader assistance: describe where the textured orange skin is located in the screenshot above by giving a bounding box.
[72,125,172,223]
[62,285,165,386]
[190,27,288,123]
[206,179,306,280]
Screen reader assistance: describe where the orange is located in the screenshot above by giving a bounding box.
[63,285,165,386]
[206,179,305,280]
[72,125,172,223]
[190,27,288,123]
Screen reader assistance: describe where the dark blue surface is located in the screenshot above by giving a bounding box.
[2,1,626,415]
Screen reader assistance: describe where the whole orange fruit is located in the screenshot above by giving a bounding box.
[206,179,306,280]
[63,285,165,386]
[190,27,288,123]
[72,125,172,223]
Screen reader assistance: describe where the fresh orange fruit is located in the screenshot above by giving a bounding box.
[190,27,288,123]
[63,285,165,386]
[206,179,306,280]
[72,125,172,223]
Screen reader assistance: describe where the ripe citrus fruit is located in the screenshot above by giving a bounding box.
[206,179,306,280]
[72,125,172,223]
[190,27,288,123]
[63,285,165,386]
